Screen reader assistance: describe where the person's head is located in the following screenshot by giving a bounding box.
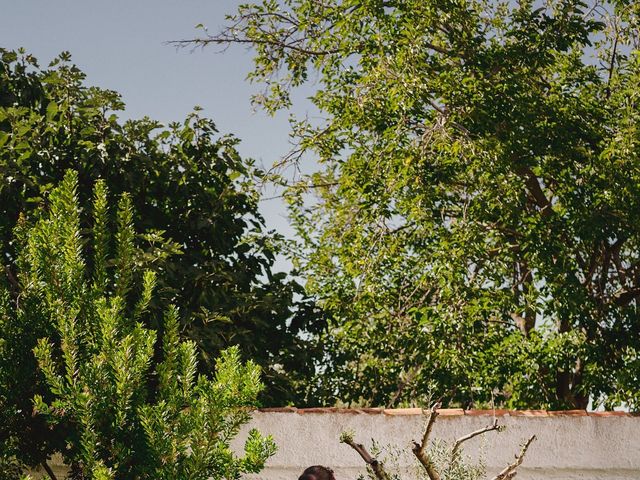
[298,465,336,480]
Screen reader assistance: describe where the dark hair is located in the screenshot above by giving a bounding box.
[299,465,336,480]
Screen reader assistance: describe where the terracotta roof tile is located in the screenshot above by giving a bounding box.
[384,408,423,416]
[255,407,635,416]
[511,410,549,417]
[259,407,298,413]
[438,408,465,416]
[548,410,588,416]
[297,407,341,414]
[587,411,629,417]
[465,409,513,416]
[358,408,385,414]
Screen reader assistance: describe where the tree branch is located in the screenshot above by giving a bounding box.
[610,237,627,284]
[489,435,536,480]
[3,265,19,294]
[412,402,442,480]
[341,433,390,480]
[605,25,619,99]
[451,418,501,458]
[516,167,552,217]
[170,35,342,57]
[41,461,58,480]
[613,287,640,306]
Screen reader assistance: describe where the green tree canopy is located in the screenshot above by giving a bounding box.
[189,0,640,409]
[0,48,323,407]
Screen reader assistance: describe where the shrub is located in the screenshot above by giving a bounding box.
[341,403,534,480]
[0,171,276,478]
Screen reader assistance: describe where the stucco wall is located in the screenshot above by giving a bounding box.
[35,409,640,479]
[240,409,640,480]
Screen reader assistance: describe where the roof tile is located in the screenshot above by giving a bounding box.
[384,408,422,416]
[465,409,513,416]
[255,407,635,416]
[588,411,629,417]
[511,410,549,417]
[358,408,385,414]
[259,407,298,413]
[438,408,465,416]
[548,410,588,416]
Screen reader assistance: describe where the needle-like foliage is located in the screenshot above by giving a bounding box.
[1,171,276,479]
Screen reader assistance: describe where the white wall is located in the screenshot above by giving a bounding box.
[36,409,640,480]
[238,409,640,480]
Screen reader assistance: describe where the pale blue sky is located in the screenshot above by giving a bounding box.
[1,1,317,267]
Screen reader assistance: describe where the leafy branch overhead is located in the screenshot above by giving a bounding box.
[341,403,535,480]
[181,0,640,411]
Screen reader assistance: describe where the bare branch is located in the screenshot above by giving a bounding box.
[412,402,442,480]
[170,35,342,57]
[451,418,501,458]
[605,21,619,99]
[424,41,459,56]
[41,461,58,480]
[340,432,391,480]
[170,4,463,62]
[489,435,536,480]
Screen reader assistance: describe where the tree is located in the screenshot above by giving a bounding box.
[341,403,535,480]
[181,0,640,409]
[0,48,323,407]
[0,171,276,478]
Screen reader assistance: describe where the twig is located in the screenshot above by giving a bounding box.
[341,434,390,480]
[489,435,536,480]
[412,402,442,480]
[451,418,501,458]
[4,265,19,291]
[427,99,470,136]
[605,25,619,99]
[41,461,58,480]
[170,35,341,57]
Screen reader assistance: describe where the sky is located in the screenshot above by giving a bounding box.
[1,0,317,269]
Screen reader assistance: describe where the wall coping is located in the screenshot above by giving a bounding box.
[258,407,636,417]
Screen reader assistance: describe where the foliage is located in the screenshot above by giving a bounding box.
[353,439,486,480]
[340,404,532,480]
[196,0,640,409]
[0,171,276,478]
[427,440,486,480]
[0,454,28,480]
[0,47,323,409]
